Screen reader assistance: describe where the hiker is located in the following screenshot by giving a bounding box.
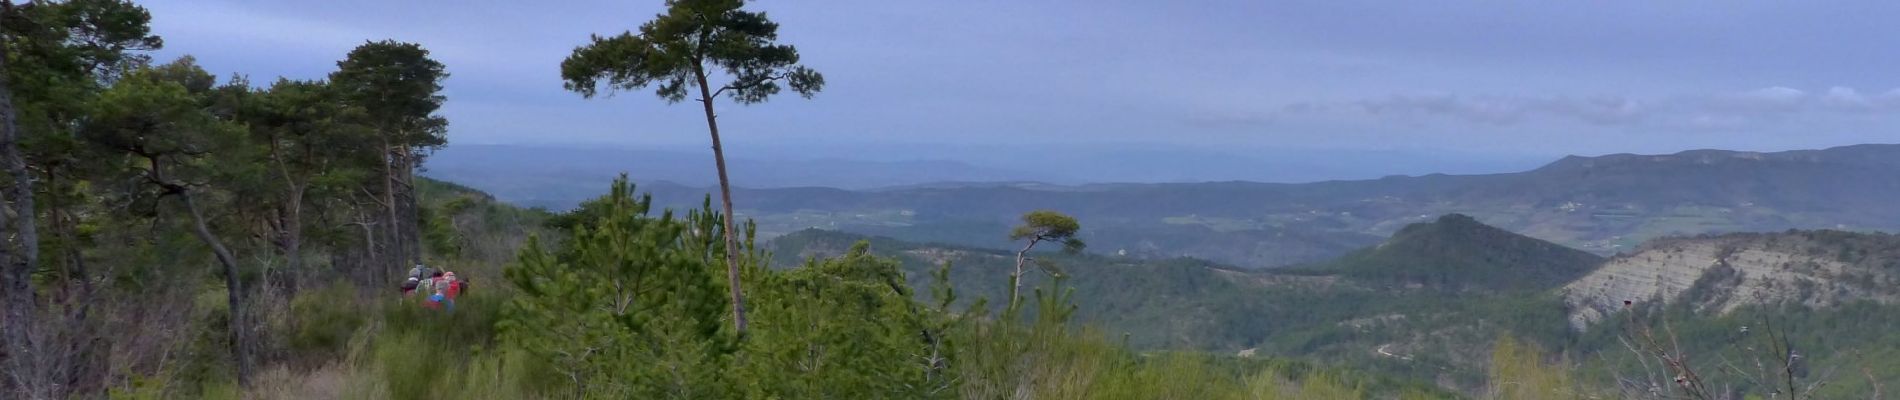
[407,263,431,280]
[424,288,448,311]
[443,272,464,300]
[443,272,465,312]
[424,272,460,311]
[416,270,445,300]
[402,264,433,297]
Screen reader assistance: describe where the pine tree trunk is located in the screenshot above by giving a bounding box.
[280,185,304,292]
[179,192,253,387]
[0,24,45,397]
[268,140,306,292]
[49,171,98,398]
[694,68,748,334]
[380,136,401,284]
[350,219,379,288]
[1010,239,1038,311]
[397,151,420,268]
[46,171,88,299]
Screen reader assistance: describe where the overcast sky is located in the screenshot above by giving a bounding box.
[142,0,1900,159]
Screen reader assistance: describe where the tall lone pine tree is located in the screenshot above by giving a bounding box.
[560,0,824,334]
[1008,210,1084,311]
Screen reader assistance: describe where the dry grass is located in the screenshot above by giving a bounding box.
[246,363,384,400]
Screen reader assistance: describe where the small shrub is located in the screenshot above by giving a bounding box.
[287,283,369,364]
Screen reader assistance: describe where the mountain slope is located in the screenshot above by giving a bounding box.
[1314,214,1605,291]
[1562,229,1900,328]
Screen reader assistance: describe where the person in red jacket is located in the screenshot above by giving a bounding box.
[443,272,463,300]
[422,272,466,312]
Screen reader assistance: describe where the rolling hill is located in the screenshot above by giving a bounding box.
[1310,214,1605,291]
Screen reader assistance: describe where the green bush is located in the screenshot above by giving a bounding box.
[369,291,551,400]
[286,283,369,363]
[498,178,739,399]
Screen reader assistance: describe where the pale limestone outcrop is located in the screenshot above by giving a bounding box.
[1562,234,1900,329]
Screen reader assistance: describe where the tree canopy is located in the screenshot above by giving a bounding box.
[1011,210,1086,254]
[559,0,823,103]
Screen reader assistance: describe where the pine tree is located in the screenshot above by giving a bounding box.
[743,241,938,398]
[501,175,735,398]
[560,0,826,334]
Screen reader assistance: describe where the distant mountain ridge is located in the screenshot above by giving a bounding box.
[1536,144,1900,173]
[438,143,1900,268]
[672,144,1900,267]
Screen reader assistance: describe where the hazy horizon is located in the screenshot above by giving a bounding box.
[422,140,1894,195]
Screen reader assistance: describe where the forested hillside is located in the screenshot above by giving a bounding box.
[761,216,1579,388]
[1311,214,1605,292]
[769,219,1900,397]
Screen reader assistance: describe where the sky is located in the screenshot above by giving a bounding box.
[141,0,1900,164]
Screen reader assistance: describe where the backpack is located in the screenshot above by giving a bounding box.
[424,292,445,310]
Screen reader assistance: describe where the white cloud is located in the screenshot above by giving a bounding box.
[1280,86,1900,131]
[1742,86,1805,102]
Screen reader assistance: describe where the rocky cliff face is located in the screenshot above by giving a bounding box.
[1563,231,1900,329]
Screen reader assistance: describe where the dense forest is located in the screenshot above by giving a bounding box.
[0,0,454,396]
